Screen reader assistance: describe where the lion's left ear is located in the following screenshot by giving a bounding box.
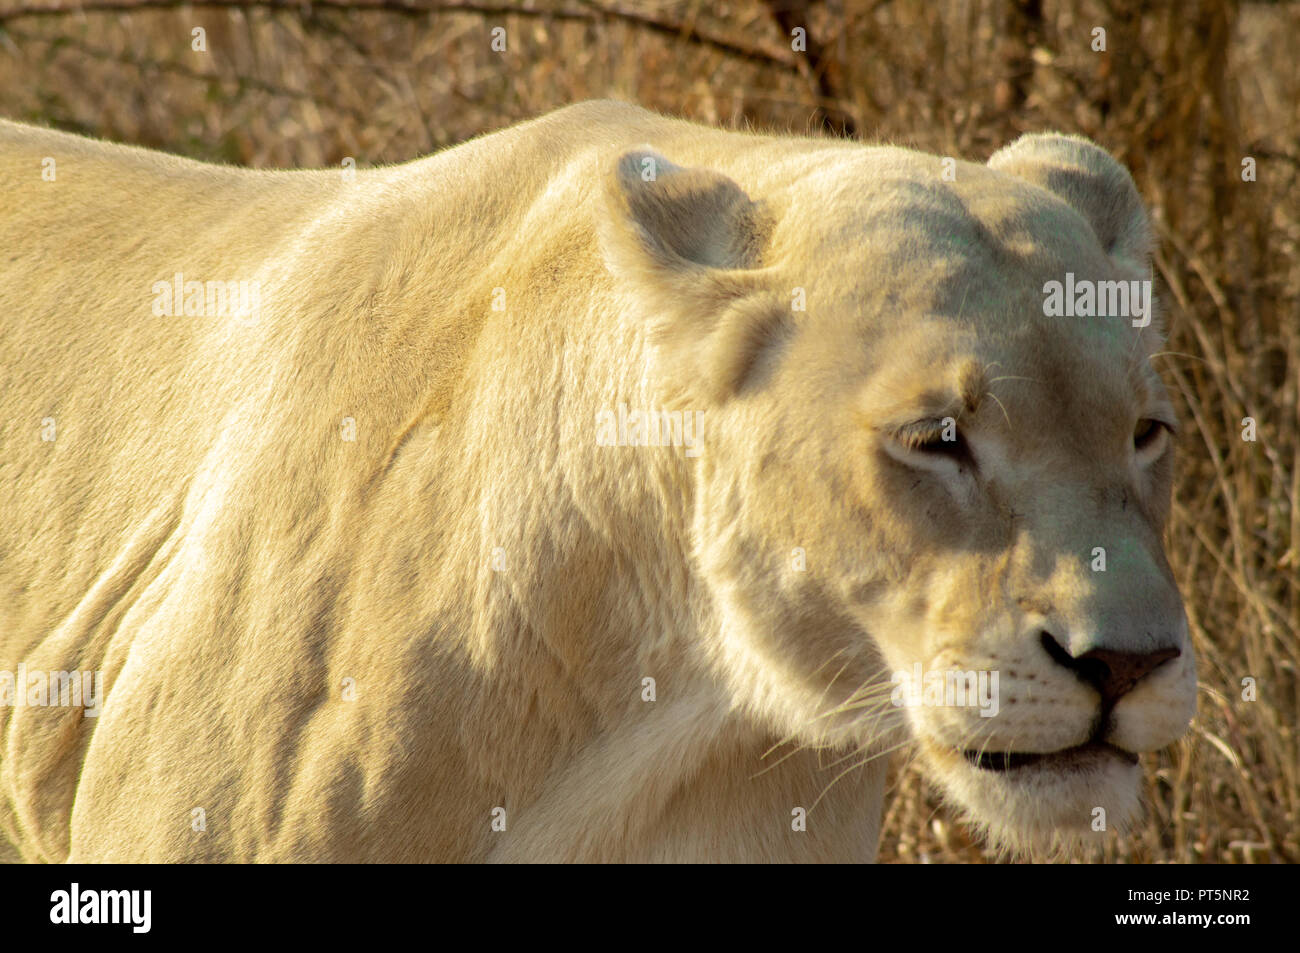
[987,133,1151,273]
[600,149,787,403]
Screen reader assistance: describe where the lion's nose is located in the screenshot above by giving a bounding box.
[1040,631,1180,708]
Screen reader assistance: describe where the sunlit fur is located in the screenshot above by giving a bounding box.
[0,101,1193,861]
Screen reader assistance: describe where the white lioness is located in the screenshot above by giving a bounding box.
[0,101,1195,862]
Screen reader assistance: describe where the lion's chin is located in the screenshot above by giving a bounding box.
[920,738,1144,858]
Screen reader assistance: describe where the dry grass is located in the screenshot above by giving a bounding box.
[0,0,1294,863]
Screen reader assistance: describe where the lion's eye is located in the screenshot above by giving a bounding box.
[1133,418,1170,456]
[885,418,973,470]
[905,429,967,458]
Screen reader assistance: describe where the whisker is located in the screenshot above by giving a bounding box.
[986,391,1013,429]
[819,717,908,770]
[809,736,915,812]
[759,650,855,761]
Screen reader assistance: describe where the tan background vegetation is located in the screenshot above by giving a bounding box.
[0,0,1295,863]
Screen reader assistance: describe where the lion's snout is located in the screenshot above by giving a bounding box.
[1038,630,1181,711]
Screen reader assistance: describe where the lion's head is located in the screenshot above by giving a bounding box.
[602,131,1196,855]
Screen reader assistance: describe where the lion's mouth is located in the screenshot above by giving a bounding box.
[962,742,1139,772]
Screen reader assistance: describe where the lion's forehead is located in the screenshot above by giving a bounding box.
[779,192,1134,337]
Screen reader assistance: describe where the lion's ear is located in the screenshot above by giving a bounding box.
[600,149,786,403]
[600,148,766,277]
[987,133,1151,272]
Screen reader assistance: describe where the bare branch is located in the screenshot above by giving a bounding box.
[760,0,855,138]
[0,0,799,71]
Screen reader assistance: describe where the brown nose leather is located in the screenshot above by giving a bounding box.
[1041,632,1180,707]
[1078,647,1180,705]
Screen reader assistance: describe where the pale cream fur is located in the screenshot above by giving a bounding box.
[0,101,1194,862]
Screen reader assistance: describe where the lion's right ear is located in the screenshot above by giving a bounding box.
[600,149,786,403]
